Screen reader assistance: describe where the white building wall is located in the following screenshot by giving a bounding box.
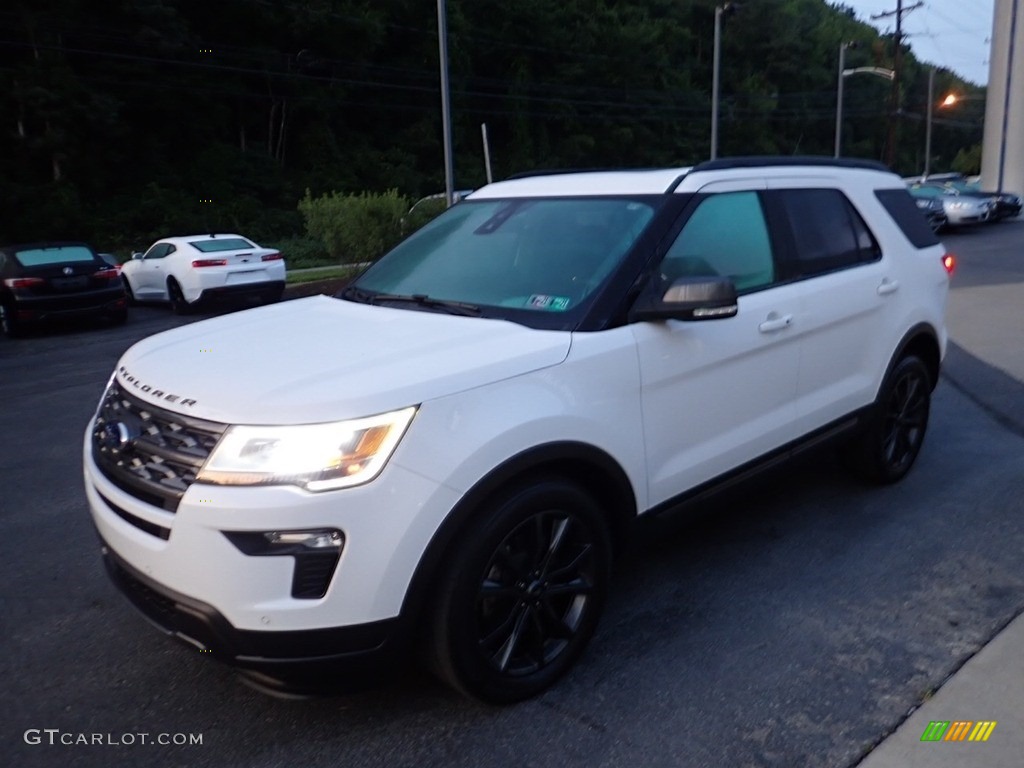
[982,0,1024,195]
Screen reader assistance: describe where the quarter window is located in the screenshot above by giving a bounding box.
[660,191,775,293]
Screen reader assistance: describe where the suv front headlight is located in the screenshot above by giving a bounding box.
[197,407,416,491]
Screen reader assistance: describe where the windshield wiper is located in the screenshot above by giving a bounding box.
[369,292,481,317]
[339,285,373,303]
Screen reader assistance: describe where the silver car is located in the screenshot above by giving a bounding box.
[907,184,991,226]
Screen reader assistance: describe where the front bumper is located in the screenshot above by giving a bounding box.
[100,540,404,693]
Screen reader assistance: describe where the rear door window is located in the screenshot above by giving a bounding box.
[776,189,880,277]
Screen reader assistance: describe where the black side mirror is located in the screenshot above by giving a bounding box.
[630,276,738,322]
[132,252,143,260]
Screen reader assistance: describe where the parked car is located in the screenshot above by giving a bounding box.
[910,195,948,232]
[86,158,951,703]
[0,242,127,337]
[907,184,992,226]
[907,172,1021,220]
[98,253,122,275]
[944,181,1021,219]
[121,234,286,314]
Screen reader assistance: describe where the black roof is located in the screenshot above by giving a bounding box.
[690,156,891,173]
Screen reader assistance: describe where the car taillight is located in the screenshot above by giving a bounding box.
[942,253,956,276]
[93,267,119,280]
[3,277,45,289]
[261,252,283,262]
[192,259,228,267]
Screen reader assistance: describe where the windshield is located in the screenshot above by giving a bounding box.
[351,198,655,320]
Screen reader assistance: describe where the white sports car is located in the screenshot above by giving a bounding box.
[121,234,286,314]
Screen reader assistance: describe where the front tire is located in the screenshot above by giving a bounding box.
[121,276,137,306]
[847,355,932,484]
[428,477,612,704]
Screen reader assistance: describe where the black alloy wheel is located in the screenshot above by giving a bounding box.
[429,478,611,703]
[849,355,932,484]
[167,279,191,315]
[0,302,21,338]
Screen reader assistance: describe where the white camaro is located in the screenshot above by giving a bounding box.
[120,233,286,313]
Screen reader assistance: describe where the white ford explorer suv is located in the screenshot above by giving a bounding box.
[84,158,952,703]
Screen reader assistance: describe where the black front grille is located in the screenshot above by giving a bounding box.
[91,381,227,511]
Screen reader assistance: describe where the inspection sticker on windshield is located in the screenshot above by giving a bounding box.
[528,294,570,311]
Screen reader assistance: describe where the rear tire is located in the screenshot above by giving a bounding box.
[428,477,611,704]
[0,302,21,338]
[846,355,932,484]
[168,279,192,315]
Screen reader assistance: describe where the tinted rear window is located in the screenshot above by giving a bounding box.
[189,238,255,253]
[875,189,940,248]
[14,246,96,267]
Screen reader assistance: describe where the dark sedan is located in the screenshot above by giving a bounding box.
[0,242,127,337]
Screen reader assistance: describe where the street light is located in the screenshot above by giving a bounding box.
[711,3,740,160]
[922,90,985,179]
[834,41,857,158]
[924,68,935,177]
[437,0,454,207]
[834,50,895,158]
[940,93,986,108]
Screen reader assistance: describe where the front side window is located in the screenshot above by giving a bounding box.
[659,191,776,293]
[351,197,656,320]
[143,243,172,260]
[777,189,880,277]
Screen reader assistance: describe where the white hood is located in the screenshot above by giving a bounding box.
[115,295,571,424]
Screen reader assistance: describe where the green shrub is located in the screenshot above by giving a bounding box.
[298,189,410,263]
[402,195,447,236]
[262,236,332,268]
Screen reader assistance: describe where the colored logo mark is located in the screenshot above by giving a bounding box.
[920,720,997,742]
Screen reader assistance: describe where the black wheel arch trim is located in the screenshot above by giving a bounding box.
[398,441,636,629]
[880,322,942,396]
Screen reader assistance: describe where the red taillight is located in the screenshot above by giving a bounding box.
[261,252,283,262]
[192,259,228,268]
[93,267,119,280]
[3,277,45,289]
[942,253,956,276]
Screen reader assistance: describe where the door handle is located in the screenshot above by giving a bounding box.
[877,278,899,295]
[758,313,793,333]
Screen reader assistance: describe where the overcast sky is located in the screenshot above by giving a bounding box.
[838,0,994,86]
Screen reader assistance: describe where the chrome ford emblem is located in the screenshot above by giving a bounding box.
[99,421,132,451]
[63,266,74,275]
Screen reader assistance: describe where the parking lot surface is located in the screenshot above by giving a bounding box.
[3,223,1023,768]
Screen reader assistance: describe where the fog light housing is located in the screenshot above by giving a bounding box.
[224,529,344,600]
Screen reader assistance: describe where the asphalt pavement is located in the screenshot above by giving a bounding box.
[856,218,1024,768]
[2,220,1023,768]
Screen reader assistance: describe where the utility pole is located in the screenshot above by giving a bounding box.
[872,0,923,168]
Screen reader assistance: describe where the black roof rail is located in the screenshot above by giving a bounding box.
[689,156,891,173]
